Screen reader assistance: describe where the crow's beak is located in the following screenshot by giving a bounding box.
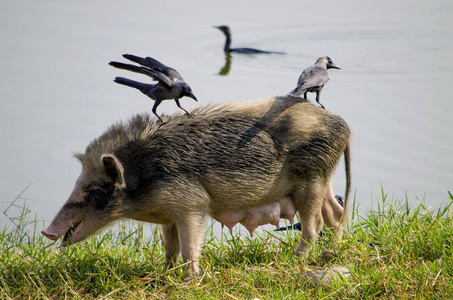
[329,64,341,70]
[188,93,198,102]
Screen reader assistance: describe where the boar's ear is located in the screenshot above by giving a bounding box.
[101,154,126,188]
[73,152,84,162]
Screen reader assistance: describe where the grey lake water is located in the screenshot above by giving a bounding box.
[1,0,452,237]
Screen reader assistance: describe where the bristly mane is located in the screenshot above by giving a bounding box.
[83,102,235,161]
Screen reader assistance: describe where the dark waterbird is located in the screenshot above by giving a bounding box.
[289,56,341,109]
[214,25,285,54]
[109,54,197,122]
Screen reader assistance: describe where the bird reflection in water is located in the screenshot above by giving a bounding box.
[214,25,285,76]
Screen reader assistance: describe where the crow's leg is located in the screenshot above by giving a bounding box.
[315,92,325,109]
[175,99,193,118]
[152,100,164,122]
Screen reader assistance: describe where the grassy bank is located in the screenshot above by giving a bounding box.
[1,190,452,299]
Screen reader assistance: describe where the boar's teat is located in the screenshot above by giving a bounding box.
[102,154,125,188]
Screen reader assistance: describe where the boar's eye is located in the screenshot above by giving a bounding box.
[83,182,115,210]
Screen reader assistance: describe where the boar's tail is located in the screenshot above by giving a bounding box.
[342,143,352,233]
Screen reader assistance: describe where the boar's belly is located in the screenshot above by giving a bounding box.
[214,196,296,236]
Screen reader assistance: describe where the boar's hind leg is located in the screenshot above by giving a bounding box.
[176,213,206,276]
[321,187,344,240]
[161,223,180,269]
[293,183,325,256]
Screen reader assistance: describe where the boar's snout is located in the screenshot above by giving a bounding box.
[41,229,60,241]
[41,219,84,246]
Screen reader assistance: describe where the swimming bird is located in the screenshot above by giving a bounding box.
[109,54,197,122]
[214,25,285,54]
[289,56,341,109]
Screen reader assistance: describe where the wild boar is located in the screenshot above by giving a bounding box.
[41,96,351,276]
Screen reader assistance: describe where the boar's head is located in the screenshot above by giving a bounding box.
[42,153,126,246]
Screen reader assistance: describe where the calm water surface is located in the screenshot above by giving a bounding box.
[1,0,452,235]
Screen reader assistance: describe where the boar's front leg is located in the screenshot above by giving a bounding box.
[176,213,206,276]
[161,223,180,269]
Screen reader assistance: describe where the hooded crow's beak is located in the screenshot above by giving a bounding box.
[329,63,341,70]
[188,93,198,102]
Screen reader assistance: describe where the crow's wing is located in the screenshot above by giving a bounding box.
[295,65,329,92]
[109,61,173,87]
[122,54,185,83]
